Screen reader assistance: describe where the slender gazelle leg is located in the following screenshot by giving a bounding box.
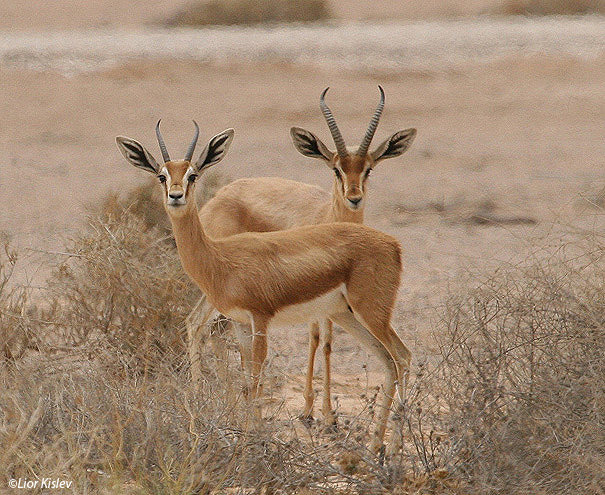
[302,319,336,426]
[302,321,320,422]
[185,294,216,384]
[232,321,254,395]
[248,313,269,401]
[301,320,336,426]
[320,319,336,427]
[329,310,410,454]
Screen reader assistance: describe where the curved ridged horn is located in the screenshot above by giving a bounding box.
[155,119,171,163]
[184,120,200,162]
[357,85,385,157]
[319,87,348,158]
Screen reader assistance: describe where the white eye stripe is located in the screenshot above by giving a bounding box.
[183,167,198,184]
[159,167,199,186]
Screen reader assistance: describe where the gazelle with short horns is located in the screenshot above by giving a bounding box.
[189,86,416,425]
[116,121,412,453]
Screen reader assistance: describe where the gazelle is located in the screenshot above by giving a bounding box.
[115,121,412,452]
[189,86,416,425]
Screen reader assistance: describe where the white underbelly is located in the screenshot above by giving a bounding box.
[224,285,349,327]
[271,284,349,326]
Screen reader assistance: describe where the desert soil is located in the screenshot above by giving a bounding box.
[1,0,604,417]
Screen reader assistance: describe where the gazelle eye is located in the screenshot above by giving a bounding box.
[333,168,342,180]
[188,174,198,183]
[364,168,372,178]
[157,175,167,184]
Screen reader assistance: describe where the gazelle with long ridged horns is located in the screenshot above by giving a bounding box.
[189,86,416,426]
[115,121,412,453]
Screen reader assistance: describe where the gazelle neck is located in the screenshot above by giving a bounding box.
[166,204,222,295]
[327,180,364,224]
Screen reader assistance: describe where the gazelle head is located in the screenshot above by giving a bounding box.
[116,121,234,217]
[291,86,416,211]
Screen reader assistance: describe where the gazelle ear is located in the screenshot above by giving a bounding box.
[195,129,234,172]
[290,127,335,164]
[370,128,417,164]
[116,136,160,174]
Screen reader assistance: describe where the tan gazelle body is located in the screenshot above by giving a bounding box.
[190,87,416,425]
[116,121,412,453]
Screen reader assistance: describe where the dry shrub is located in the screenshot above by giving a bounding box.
[3,181,437,494]
[45,174,230,371]
[45,209,198,371]
[98,180,172,237]
[167,0,330,27]
[0,244,34,360]
[1,349,260,493]
[432,232,605,494]
[1,349,424,494]
[498,0,605,15]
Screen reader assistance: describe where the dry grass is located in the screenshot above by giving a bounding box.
[0,244,33,361]
[46,210,197,371]
[167,0,331,27]
[0,185,462,494]
[1,182,603,493]
[497,0,605,15]
[402,230,605,494]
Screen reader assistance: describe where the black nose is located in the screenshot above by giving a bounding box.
[169,191,183,199]
[349,197,362,205]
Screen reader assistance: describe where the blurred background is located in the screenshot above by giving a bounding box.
[4,0,605,29]
[1,0,605,380]
[1,0,604,318]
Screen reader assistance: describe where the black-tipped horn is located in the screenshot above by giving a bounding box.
[357,85,385,157]
[319,87,348,158]
[184,120,200,163]
[155,119,171,163]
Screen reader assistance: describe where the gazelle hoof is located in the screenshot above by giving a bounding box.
[298,414,315,427]
[323,423,338,434]
[323,412,338,433]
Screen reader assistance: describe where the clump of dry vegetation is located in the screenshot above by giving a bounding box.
[0,183,453,494]
[0,244,33,360]
[47,210,197,371]
[1,176,603,493]
[497,0,605,15]
[167,0,331,27]
[402,231,605,494]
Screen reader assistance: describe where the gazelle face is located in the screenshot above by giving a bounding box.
[332,152,373,210]
[116,122,234,219]
[157,161,198,214]
[290,86,417,214]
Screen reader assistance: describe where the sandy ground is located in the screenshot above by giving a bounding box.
[1,1,605,417]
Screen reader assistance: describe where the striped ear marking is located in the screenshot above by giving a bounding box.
[116,136,160,174]
[371,128,417,164]
[196,129,235,171]
[290,127,334,162]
